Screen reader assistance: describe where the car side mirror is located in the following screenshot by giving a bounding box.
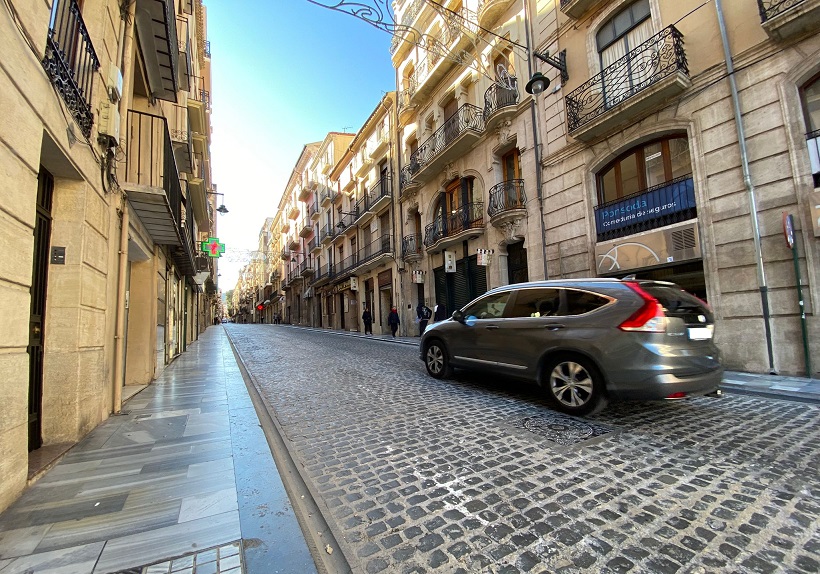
[451,310,465,323]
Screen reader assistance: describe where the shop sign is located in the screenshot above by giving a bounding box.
[594,178,696,236]
[476,249,493,266]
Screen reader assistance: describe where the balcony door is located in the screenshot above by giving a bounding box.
[802,75,820,187]
[597,0,654,108]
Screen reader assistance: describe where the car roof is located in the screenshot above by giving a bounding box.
[484,278,678,295]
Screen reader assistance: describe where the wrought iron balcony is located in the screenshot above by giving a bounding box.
[353,234,393,274]
[390,0,424,55]
[757,0,820,41]
[298,216,313,238]
[483,78,519,129]
[308,237,319,253]
[593,175,697,242]
[42,0,100,138]
[565,26,690,141]
[423,202,485,250]
[123,111,187,250]
[336,210,358,232]
[366,175,393,214]
[320,187,333,206]
[332,253,359,280]
[298,257,315,277]
[402,104,485,189]
[560,0,607,18]
[320,223,336,244]
[308,201,320,220]
[402,234,423,262]
[488,179,527,218]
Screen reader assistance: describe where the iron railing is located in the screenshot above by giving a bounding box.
[366,174,392,207]
[308,202,319,218]
[483,78,519,120]
[566,26,688,133]
[298,256,314,276]
[337,210,358,231]
[332,253,359,277]
[322,223,337,241]
[125,110,182,227]
[320,187,333,204]
[355,234,393,269]
[403,104,485,189]
[42,0,100,138]
[390,0,424,53]
[593,175,697,242]
[757,0,806,21]
[402,234,423,260]
[488,180,526,217]
[423,202,484,247]
[189,76,210,109]
[308,237,318,252]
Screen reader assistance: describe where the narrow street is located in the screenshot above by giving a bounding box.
[226,324,820,574]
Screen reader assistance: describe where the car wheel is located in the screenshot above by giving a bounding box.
[544,355,604,415]
[424,340,452,379]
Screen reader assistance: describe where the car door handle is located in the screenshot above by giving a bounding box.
[544,324,566,330]
[485,325,499,330]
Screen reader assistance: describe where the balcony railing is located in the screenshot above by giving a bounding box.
[483,78,519,121]
[566,26,688,133]
[758,0,807,20]
[189,76,210,109]
[337,210,358,231]
[321,223,337,243]
[401,234,423,260]
[594,175,697,242]
[390,0,424,54]
[402,104,485,188]
[298,257,315,277]
[366,175,392,210]
[42,0,100,138]
[355,234,393,269]
[487,180,526,217]
[332,253,359,278]
[424,202,484,248]
[308,237,318,252]
[807,129,820,187]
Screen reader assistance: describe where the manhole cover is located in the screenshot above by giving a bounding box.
[518,413,616,446]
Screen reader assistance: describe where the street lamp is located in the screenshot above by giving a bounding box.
[525,50,569,95]
[206,190,229,214]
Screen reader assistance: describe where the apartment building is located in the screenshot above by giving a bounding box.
[392,0,544,326]
[323,96,400,334]
[530,0,819,375]
[0,0,218,511]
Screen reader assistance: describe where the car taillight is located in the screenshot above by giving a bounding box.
[619,282,666,332]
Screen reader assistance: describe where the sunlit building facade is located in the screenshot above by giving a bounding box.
[0,0,219,511]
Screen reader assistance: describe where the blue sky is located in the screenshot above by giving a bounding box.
[207,0,396,290]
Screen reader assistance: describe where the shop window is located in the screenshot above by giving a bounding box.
[597,135,691,204]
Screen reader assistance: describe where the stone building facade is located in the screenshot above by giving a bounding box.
[533,0,819,375]
[0,0,219,512]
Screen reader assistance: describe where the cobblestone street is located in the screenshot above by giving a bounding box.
[226,325,820,574]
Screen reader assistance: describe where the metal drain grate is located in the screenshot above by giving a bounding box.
[517,412,616,446]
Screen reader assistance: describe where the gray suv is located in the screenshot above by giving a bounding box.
[420,279,722,415]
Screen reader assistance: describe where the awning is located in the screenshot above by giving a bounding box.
[263,299,270,305]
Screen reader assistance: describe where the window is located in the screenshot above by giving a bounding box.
[597,0,653,107]
[802,75,820,187]
[564,290,612,316]
[506,288,561,318]
[597,135,691,204]
[462,292,511,319]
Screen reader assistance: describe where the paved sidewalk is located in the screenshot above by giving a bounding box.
[0,326,315,574]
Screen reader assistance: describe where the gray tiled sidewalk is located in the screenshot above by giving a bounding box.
[0,326,315,574]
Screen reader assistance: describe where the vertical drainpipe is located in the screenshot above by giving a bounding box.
[113,0,137,413]
[524,0,549,280]
[715,0,776,373]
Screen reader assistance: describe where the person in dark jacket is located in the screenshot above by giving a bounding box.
[416,303,432,336]
[361,305,373,335]
[387,306,400,338]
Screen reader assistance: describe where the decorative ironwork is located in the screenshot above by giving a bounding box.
[483,77,519,121]
[424,202,484,247]
[565,26,688,133]
[594,175,697,242]
[354,234,393,269]
[403,104,485,189]
[366,174,392,207]
[401,233,422,259]
[488,180,526,217]
[308,0,511,89]
[42,0,100,138]
[757,0,806,21]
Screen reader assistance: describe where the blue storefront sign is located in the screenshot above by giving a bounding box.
[595,177,696,236]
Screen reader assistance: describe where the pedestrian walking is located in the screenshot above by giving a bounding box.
[416,302,432,336]
[387,306,400,338]
[362,305,373,335]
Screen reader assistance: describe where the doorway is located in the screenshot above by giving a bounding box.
[28,168,54,451]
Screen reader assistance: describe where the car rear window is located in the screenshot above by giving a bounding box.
[563,289,612,315]
[640,283,713,322]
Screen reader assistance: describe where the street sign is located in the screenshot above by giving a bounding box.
[782,212,794,249]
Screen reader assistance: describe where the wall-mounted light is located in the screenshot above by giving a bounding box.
[206,190,229,215]
[525,50,568,95]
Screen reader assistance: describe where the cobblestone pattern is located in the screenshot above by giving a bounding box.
[228,326,820,574]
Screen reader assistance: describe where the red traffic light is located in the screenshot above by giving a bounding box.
[256,303,264,311]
